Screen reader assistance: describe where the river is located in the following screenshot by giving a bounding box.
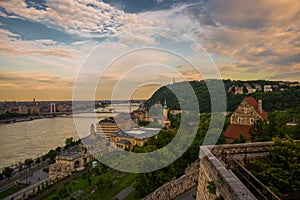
[0,109,139,170]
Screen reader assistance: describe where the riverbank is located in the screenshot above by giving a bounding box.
[0,115,53,125]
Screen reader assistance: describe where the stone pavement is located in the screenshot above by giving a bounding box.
[18,168,48,185]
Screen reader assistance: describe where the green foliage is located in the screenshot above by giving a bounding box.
[47,149,57,164]
[2,167,13,179]
[207,181,216,194]
[249,119,264,141]
[232,134,247,144]
[64,137,75,149]
[0,112,29,120]
[248,138,300,196]
[144,80,300,113]
[215,196,224,200]
[134,164,177,197]
[57,185,69,199]
[24,158,33,167]
[250,110,300,141]
[133,114,212,198]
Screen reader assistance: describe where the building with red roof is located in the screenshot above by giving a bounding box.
[224,97,268,141]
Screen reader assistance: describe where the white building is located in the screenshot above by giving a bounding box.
[263,85,273,92]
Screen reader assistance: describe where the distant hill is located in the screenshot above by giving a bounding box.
[144,80,300,113]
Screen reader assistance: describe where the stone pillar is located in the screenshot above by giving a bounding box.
[258,99,262,114]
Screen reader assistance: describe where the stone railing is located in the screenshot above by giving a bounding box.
[197,146,257,200]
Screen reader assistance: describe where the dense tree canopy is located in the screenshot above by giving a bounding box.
[132,113,224,198]
[249,110,300,141]
[144,80,300,113]
[248,138,300,198]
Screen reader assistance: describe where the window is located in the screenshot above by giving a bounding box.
[238,118,242,123]
[250,118,254,124]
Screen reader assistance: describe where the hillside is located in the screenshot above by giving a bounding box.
[144,80,300,113]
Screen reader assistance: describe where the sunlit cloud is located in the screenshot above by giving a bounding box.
[0,0,299,100]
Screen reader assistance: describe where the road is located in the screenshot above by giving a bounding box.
[4,177,50,200]
[0,161,48,191]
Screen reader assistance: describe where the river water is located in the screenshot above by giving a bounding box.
[0,103,140,170]
[0,112,128,170]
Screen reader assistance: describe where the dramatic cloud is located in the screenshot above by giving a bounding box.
[0,0,299,100]
[0,0,155,38]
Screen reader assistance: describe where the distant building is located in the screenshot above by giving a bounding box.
[224,97,268,141]
[170,109,182,115]
[18,105,28,114]
[227,85,234,92]
[11,107,19,114]
[245,84,256,94]
[96,117,121,137]
[57,104,66,112]
[290,82,300,87]
[131,109,147,124]
[254,84,262,91]
[29,104,40,114]
[50,103,56,114]
[263,85,273,92]
[234,85,244,95]
[272,85,279,90]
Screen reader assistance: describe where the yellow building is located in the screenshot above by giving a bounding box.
[96,117,121,138]
[109,131,147,150]
[49,152,85,180]
[29,104,40,114]
[18,105,28,114]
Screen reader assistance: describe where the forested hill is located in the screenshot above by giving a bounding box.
[144,80,300,113]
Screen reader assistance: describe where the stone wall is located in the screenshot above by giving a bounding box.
[197,146,257,200]
[145,142,293,200]
[230,100,261,125]
[210,142,271,164]
[144,160,199,200]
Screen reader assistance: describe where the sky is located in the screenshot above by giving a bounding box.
[0,0,299,101]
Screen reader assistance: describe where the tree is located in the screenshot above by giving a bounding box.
[96,177,110,191]
[57,186,69,199]
[64,137,75,149]
[248,138,300,196]
[249,120,263,141]
[87,176,92,186]
[47,150,57,164]
[25,158,33,167]
[3,167,13,179]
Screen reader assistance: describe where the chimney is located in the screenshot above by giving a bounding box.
[258,99,262,114]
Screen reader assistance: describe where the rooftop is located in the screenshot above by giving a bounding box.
[57,152,81,160]
[223,124,252,140]
[244,97,268,119]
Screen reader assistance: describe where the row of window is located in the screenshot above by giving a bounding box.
[237,117,255,124]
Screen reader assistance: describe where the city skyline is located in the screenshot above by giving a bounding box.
[0,0,299,101]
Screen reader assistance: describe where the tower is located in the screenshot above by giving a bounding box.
[128,101,132,113]
[50,103,56,114]
[163,98,168,117]
[162,98,170,128]
[90,124,96,136]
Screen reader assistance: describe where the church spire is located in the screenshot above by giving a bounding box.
[164,98,168,109]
